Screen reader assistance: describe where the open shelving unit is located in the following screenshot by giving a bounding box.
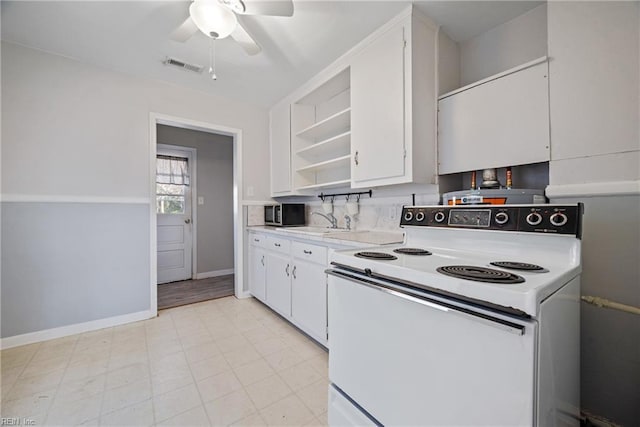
[296,131,351,159]
[291,67,352,191]
[296,108,351,141]
[296,155,351,174]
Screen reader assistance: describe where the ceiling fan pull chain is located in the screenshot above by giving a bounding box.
[209,36,218,81]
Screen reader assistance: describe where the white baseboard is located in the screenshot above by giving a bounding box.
[237,291,252,299]
[195,269,234,280]
[1,310,155,350]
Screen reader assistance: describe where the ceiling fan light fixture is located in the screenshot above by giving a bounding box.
[189,0,238,39]
[220,0,246,14]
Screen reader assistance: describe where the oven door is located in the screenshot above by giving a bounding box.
[327,269,538,426]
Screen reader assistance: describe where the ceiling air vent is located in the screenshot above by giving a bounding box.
[163,57,204,74]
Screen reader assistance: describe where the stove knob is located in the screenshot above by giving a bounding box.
[415,212,425,222]
[494,212,509,225]
[434,211,446,223]
[404,210,414,222]
[526,212,543,226]
[550,212,568,227]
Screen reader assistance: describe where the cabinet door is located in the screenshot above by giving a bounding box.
[437,61,550,174]
[249,246,266,302]
[351,23,406,187]
[291,259,327,341]
[266,251,291,317]
[270,102,292,195]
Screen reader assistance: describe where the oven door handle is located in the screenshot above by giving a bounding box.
[327,269,526,336]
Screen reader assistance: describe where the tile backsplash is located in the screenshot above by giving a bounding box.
[246,205,265,226]
[246,193,440,230]
[306,193,439,231]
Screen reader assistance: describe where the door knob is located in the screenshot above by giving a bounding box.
[184,218,191,224]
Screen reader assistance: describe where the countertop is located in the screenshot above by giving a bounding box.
[247,226,405,247]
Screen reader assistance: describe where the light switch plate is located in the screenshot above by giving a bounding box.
[246,186,254,197]
[197,197,204,205]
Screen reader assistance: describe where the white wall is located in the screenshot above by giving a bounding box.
[1,42,270,342]
[1,42,270,202]
[548,1,640,186]
[438,30,460,96]
[459,4,547,86]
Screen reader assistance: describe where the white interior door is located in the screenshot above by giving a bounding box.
[156,148,194,284]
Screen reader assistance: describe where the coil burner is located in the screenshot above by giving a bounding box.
[355,252,398,261]
[489,261,544,271]
[490,261,545,271]
[393,248,432,256]
[436,265,525,284]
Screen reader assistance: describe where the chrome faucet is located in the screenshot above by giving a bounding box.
[344,214,352,231]
[312,211,338,229]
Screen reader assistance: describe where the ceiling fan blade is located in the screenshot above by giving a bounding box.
[170,16,199,42]
[231,21,262,55]
[241,0,293,17]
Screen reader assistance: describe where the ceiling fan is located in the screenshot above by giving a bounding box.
[170,0,294,56]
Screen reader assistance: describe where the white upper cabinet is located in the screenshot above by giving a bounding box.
[351,12,438,188]
[351,24,405,185]
[291,68,352,191]
[437,58,551,175]
[269,6,440,193]
[270,102,292,196]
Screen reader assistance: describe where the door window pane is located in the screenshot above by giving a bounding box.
[156,155,189,214]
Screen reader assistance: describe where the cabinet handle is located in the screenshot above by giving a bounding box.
[292,265,297,279]
[285,263,290,276]
[261,256,264,266]
[354,151,359,166]
[274,243,281,247]
[254,238,260,242]
[303,250,312,255]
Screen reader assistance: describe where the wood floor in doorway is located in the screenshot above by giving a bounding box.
[158,275,234,310]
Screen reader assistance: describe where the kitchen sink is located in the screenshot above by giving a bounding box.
[280,226,349,235]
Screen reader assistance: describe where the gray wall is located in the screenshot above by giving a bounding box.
[1,203,150,338]
[157,125,234,274]
[550,195,640,426]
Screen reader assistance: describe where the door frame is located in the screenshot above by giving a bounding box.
[149,113,243,316]
[156,144,197,281]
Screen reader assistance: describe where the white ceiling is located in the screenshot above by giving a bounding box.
[1,1,543,107]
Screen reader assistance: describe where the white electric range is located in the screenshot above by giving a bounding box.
[327,204,583,426]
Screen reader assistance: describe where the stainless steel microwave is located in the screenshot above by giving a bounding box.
[264,204,306,226]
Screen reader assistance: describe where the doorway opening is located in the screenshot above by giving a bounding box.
[149,113,244,316]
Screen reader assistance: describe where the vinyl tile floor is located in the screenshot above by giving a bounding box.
[1,297,329,426]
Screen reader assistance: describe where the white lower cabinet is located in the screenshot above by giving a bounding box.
[265,251,292,318]
[291,256,328,342]
[249,233,267,302]
[249,245,266,302]
[248,231,329,346]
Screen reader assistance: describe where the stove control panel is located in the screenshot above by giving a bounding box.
[400,204,583,237]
